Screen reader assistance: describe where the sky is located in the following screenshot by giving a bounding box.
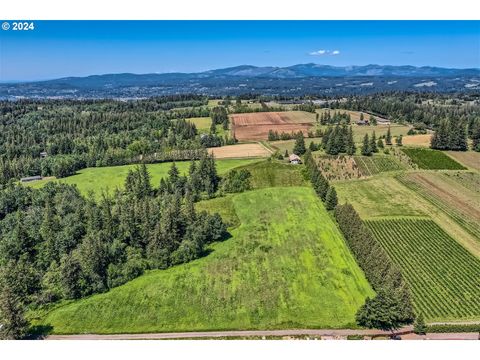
[0,21,479,81]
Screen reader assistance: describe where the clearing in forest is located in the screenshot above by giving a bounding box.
[366,218,480,322]
[36,187,374,334]
[25,158,260,197]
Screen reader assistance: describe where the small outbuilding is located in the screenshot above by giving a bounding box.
[40,151,48,158]
[289,154,302,164]
[20,175,42,183]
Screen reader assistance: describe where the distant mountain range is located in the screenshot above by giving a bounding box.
[1,64,479,99]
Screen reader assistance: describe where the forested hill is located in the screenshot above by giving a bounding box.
[1,64,479,99]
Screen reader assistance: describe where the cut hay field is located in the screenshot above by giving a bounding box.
[402,134,432,147]
[349,124,410,142]
[35,187,374,334]
[446,151,480,170]
[231,111,315,141]
[397,172,480,240]
[335,176,426,219]
[401,148,466,170]
[25,158,260,197]
[366,218,480,322]
[239,160,308,189]
[208,143,271,159]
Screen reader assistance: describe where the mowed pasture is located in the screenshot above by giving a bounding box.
[446,151,480,170]
[25,158,260,197]
[231,111,315,141]
[208,143,271,159]
[402,134,432,147]
[335,176,426,219]
[366,218,480,322]
[36,187,374,334]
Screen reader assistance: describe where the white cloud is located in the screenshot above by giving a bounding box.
[309,49,340,56]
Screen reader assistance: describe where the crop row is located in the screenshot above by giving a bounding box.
[397,174,480,239]
[353,156,405,176]
[400,148,466,170]
[365,218,480,322]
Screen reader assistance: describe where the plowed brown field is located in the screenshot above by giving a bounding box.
[231,111,314,140]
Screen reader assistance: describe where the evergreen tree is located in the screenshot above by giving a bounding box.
[0,285,29,340]
[413,313,427,335]
[471,120,480,152]
[293,132,306,155]
[385,126,392,145]
[325,186,338,210]
[284,149,289,158]
[377,138,384,149]
[370,131,378,153]
[361,134,372,156]
[346,126,356,155]
[396,135,403,147]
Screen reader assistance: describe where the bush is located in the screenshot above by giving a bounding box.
[426,324,480,333]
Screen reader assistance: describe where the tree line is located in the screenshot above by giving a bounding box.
[303,150,414,331]
[0,96,229,184]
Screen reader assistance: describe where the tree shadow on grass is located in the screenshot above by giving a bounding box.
[26,324,54,340]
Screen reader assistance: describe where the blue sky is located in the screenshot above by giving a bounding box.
[0,21,479,81]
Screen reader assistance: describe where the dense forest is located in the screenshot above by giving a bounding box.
[0,152,255,339]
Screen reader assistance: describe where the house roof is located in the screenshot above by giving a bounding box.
[289,154,301,161]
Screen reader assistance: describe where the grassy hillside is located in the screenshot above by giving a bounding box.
[34,187,374,334]
[239,160,308,188]
[26,158,260,196]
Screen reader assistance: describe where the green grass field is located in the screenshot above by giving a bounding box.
[335,176,426,219]
[366,218,480,322]
[401,148,466,170]
[26,158,260,196]
[239,160,308,189]
[35,187,374,334]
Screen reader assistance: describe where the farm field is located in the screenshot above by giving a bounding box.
[401,148,466,170]
[353,155,406,176]
[231,111,315,141]
[239,160,308,189]
[366,218,480,322]
[35,187,374,334]
[208,143,271,159]
[25,158,260,197]
[397,172,480,240]
[335,176,426,219]
[402,134,432,147]
[349,124,410,142]
[446,151,480,170]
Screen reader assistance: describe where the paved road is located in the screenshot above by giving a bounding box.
[47,327,415,340]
